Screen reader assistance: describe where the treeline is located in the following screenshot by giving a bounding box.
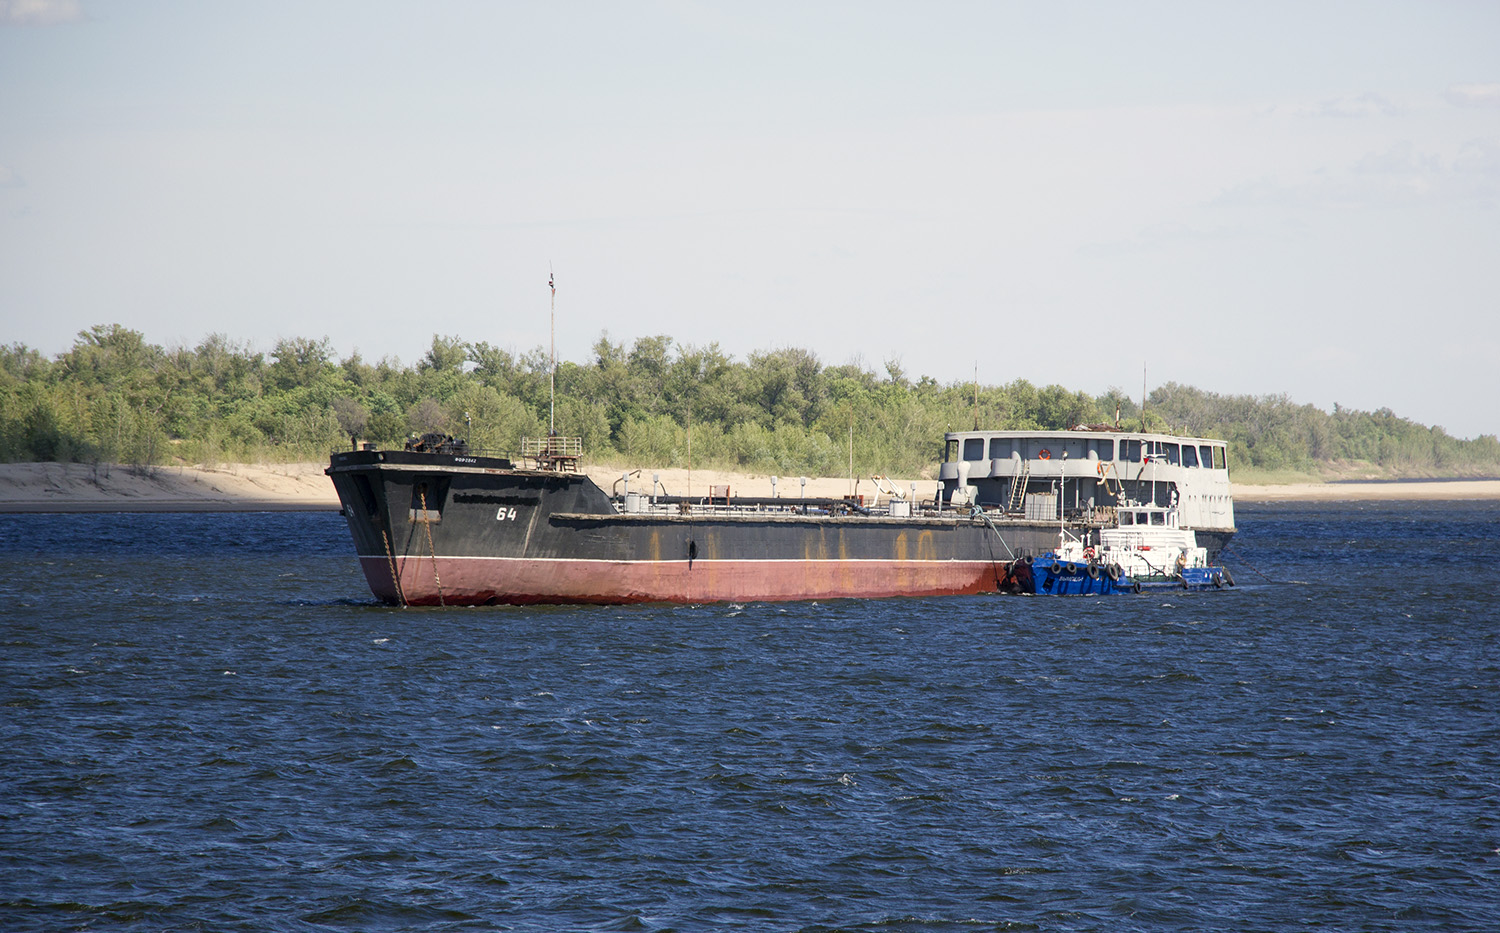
[3,324,1497,478]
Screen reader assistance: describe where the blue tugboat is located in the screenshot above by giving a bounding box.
[1012,546,1132,595]
[1013,507,1233,596]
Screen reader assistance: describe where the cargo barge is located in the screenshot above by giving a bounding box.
[326,427,1235,606]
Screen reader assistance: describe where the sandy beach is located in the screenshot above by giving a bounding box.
[2,460,1498,513]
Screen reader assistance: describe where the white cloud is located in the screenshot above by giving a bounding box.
[1443,83,1500,109]
[0,0,80,26]
[1301,92,1399,119]
[1352,140,1443,176]
[1454,138,1500,177]
[0,162,24,187]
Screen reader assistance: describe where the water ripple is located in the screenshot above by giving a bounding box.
[1,504,1498,930]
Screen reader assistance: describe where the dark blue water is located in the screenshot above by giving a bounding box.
[2,502,1497,931]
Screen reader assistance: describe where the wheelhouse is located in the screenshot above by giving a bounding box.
[938,428,1235,533]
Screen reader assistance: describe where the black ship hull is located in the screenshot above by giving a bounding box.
[325,449,1188,606]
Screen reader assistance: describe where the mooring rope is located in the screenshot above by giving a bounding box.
[1221,544,1276,584]
[970,507,1017,591]
[972,507,1017,560]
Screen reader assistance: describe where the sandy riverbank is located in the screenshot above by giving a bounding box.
[0,461,903,513]
[1229,479,1500,501]
[2,461,1498,512]
[0,461,342,513]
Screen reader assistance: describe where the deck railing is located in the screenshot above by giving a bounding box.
[521,435,583,471]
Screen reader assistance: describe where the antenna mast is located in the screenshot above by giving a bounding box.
[972,362,979,430]
[1140,362,1147,431]
[549,264,556,436]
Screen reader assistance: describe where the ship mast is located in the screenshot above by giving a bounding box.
[549,265,556,436]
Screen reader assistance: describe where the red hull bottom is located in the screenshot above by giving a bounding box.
[360,555,1011,606]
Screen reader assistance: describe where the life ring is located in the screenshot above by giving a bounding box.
[1038,448,1051,460]
[1082,546,1096,561]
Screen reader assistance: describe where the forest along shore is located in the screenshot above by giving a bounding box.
[3,461,1500,513]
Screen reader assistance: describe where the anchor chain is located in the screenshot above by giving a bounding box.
[381,528,407,607]
[419,488,446,606]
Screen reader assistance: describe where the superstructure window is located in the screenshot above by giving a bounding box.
[963,438,985,461]
[1182,445,1200,468]
[1200,445,1214,468]
[988,438,1014,459]
[1214,446,1227,470]
[1121,439,1141,462]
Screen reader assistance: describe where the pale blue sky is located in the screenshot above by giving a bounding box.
[3,1,1498,438]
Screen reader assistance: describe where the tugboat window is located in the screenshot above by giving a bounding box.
[963,438,985,461]
[1150,511,1165,525]
[988,438,1013,459]
[1182,445,1200,468]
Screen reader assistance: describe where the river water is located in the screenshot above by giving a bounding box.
[2,501,1497,931]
